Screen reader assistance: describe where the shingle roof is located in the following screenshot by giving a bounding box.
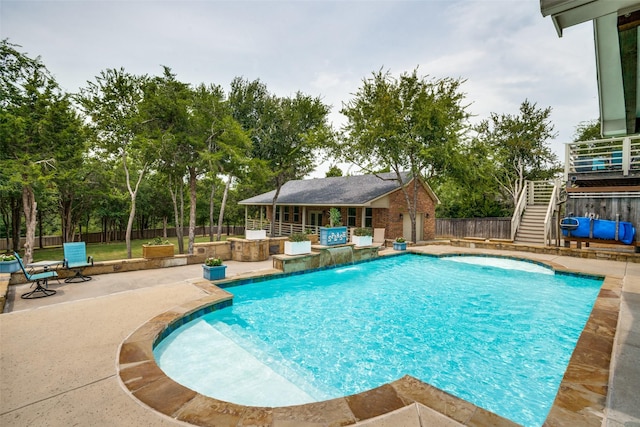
[239,172,413,206]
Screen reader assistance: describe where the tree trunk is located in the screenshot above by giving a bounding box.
[216,174,232,242]
[394,170,417,243]
[125,200,136,259]
[162,216,168,239]
[85,214,90,243]
[179,185,185,251]
[38,209,43,248]
[122,152,146,259]
[270,180,283,237]
[61,199,74,243]
[1,208,9,250]
[169,179,184,254]
[188,167,197,255]
[209,181,216,242]
[22,185,37,264]
[11,196,21,253]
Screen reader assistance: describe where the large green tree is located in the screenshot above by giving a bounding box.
[49,98,92,243]
[79,68,152,258]
[338,68,469,242]
[229,78,332,236]
[190,83,251,242]
[141,69,251,252]
[1,39,83,262]
[138,67,192,252]
[261,93,332,235]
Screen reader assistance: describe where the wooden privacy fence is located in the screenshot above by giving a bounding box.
[0,226,245,251]
[436,218,511,240]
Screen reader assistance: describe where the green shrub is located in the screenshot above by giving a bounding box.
[147,236,170,245]
[1,253,16,261]
[353,227,372,237]
[289,232,310,242]
[204,257,223,266]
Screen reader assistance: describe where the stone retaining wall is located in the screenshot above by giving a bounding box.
[0,274,9,313]
[448,238,640,263]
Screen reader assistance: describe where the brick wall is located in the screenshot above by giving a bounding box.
[387,180,437,241]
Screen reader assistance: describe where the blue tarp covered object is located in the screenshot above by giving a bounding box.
[561,217,636,245]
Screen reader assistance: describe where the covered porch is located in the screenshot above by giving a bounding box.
[243,205,382,238]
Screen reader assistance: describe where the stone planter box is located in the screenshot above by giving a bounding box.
[393,242,407,251]
[245,229,267,240]
[0,260,20,274]
[142,244,175,259]
[319,227,348,246]
[284,241,312,256]
[202,264,226,280]
[352,235,373,247]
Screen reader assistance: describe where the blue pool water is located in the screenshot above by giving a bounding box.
[154,254,603,427]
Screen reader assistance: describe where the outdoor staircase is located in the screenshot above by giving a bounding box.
[512,181,559,246]
[514,205,548,245]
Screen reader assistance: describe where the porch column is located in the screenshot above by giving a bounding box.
[302,206,307,231]
[279,205,283,235]
[244,206,248,230]
[361,207,366,227]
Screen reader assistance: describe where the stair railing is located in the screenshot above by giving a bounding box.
[511,183,529,241]
[543,180,561,246]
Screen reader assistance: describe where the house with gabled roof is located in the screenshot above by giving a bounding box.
[239,172,440,242]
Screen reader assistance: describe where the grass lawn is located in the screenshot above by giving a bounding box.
[30,235,239,262]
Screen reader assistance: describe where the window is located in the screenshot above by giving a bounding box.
[293,206,300,222]
[275,209,280,221]
[284,207,290,222]
[348,207,356,227]
[365,208,373,228]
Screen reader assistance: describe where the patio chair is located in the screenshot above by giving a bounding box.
[63,242,94,283]
[373,228,386,247]
[14,252,58,299]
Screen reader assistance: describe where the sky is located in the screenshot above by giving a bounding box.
[1,0,600,177]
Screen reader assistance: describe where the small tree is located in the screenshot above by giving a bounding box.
[473,100,559,209]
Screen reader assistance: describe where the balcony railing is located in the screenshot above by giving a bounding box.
[564,135,640,179]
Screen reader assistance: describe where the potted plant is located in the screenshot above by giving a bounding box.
[203,257,227,280]
[0,253,20,274]
[305,228,319,244]
[320,208,348,246]
[245,226,267,240]
[142,237,175,259]
[351,227,373,247]
[284,233,312,255]
[393,237,407,251]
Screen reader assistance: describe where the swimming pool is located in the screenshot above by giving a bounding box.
[154,254,603,427]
